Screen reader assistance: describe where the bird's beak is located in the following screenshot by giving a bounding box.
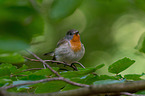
[75,31,79,35]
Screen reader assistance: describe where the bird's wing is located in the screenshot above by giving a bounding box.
[56,38,68,47]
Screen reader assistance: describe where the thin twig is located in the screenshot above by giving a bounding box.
[21,68,44,72]
[24,56,85,70]
[120,92,136,96]
[2,77,89,90]
[23,56,40,62]
[26,50,61,77]
[73,61,85,68]
[2,80,145,96]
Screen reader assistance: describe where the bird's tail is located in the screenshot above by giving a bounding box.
[44,51,56,60]
[44,51,54,56]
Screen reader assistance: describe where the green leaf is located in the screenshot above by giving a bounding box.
[99,75,119,80]
[0,68,11,77]
[0,78,12,87]
[93,79,125,85]
[0,37,29,53]
[12,80,32,92]
[35,81,66,93]
[0,53,25,63]
[60,64,105,78]
[124,74,143,80]
[0,63,17,75]
[108,57,135,74]
[33,68,59,76]
[49,0,83,21]
[61,78,83,91]
[15,64,28,73]
[135,32,145,53]
[28,75,45,80]
[0,1,44,53]
[83,74,100,84]
[136,90,145,95]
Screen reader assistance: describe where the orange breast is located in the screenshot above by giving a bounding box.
[70,34,81,52]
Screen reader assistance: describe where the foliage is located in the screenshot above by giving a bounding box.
[1,0,145,95]
[0,59,141,93]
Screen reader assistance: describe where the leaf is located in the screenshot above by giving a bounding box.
[0,53,25,63]
[0,37,29,53]
[136,90,145,95]
[99,75,119,80]
[0,68,11,77]
[15,64,28,73]
[83,74,100,84]
[0,78,12,87]
[93,79,125,85]
[35,81,66,93]
[33,68,59,76]
[61,78,83,91]
[0,1,44,53]
[135,32,145,53]
[16,74,45,81]
[12,80,32,92]
[49,0,83,21]
[0,63,17,76]
[108,57,135,74]
[124,74,143,80]
[60,64,105,78]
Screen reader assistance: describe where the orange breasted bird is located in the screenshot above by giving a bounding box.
[44,29,85,64]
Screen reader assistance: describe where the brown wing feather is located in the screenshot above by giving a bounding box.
[56,38,68,47]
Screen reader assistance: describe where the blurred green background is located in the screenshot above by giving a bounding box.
[1,0,145,75]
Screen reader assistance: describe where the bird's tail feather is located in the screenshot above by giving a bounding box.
[43,51,54,56]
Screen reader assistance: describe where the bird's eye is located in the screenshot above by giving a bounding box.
[69,32,73,35]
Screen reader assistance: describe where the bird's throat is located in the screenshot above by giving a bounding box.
[70,34,81,52]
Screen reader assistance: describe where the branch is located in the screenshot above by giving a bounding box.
[120,92,135,96]
[2,77,89,90]
[26,50,61,77]
[1,80,145,96]
[24,56,85,70]
[21,68,44,72]
[73,61,85,68]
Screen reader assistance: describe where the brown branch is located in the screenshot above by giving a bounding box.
[73,61,85,68]
[2,77,89,90]
[23,56,40,62]
[1,80,145,96]
[120,92,135,96]
[24,56,85,71]
[21,68,44,72]
[26,50,61,77]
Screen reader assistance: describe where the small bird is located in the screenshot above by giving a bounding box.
[44,29,85,64]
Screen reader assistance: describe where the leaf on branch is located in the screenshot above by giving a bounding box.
[108,57,135,74]
[33,68,59,76]
[60,64,105,78]
[0,64,17,76]
[135,32,145,53]
[93,79,125,85]
[0,78,12,87]
[12,80,33,92]
[99,75,119,80]
[49,0,83,22]
[35,81,66,93]
[124,74,143,80]
[0,53,25,64]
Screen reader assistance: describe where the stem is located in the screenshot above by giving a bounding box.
[2,77,89,90]
[26,50,61,77]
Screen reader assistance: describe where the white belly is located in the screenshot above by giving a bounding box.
[54,42,85,64]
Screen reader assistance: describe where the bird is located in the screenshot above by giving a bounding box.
[44,29,85,65]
